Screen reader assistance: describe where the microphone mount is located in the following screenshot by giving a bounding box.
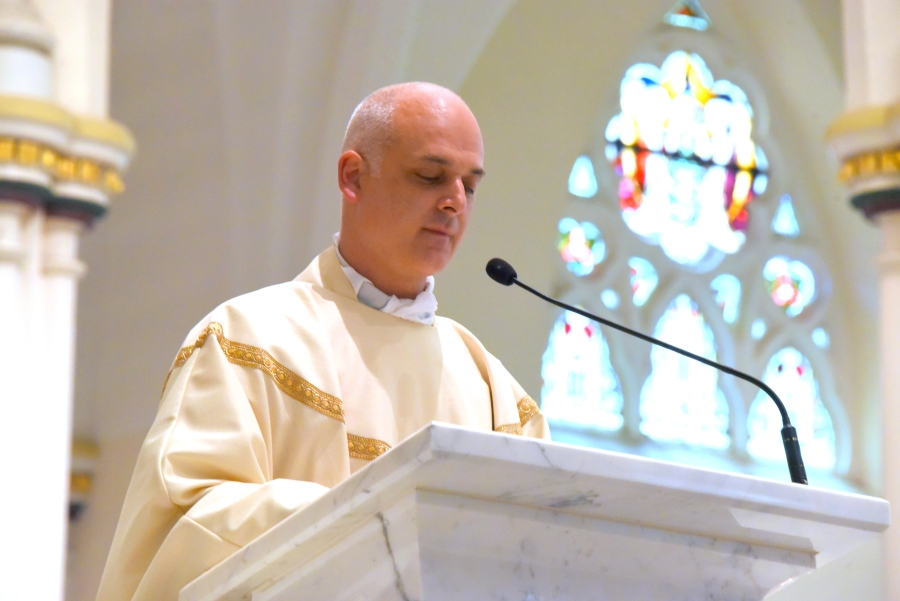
[486,258,808,485]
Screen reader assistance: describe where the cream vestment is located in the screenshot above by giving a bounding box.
[96,247,549,601]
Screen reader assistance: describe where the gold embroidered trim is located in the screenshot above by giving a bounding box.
[170,322,345,422]
[494,395,542,435]
[348,434,391,460]
[494,423,522,435]
[517,395,541,426]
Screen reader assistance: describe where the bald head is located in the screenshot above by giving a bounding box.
[342,82,472,173]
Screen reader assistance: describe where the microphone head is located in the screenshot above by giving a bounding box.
[485,258,517,286]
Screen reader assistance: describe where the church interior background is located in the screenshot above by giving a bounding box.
[3,0,898,599]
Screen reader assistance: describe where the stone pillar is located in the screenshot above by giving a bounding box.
[828,1,900,598]
[0,1,133,600]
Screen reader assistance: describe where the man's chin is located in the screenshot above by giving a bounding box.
[412,249,454,277]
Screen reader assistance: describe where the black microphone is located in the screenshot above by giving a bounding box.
[486,257,808,485]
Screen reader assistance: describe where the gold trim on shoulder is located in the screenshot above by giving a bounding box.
[517,395,541,426]
[348,434,392,460]
[169,322,345,422]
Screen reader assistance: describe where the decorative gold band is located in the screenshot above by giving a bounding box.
[495,423,522,435]
[0,136,125,193]
[517,395,541,425]
[348,433,391,460]
[838,147,900,183]
[495,394,542,435]
[172,322,345,422]
[166,323,541,461]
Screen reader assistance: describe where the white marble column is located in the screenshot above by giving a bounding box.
[0,1,131,599]
[829,1,900,598]
[876,211,900,600]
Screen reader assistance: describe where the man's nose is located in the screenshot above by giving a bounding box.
[440,178,467,213]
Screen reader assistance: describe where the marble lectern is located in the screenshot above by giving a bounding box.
[181,423,889,601]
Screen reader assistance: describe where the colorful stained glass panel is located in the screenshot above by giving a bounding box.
[639,295,730,449]
[558,218,606,276]
[607,51,767,270]
[541,311,625,431]
[763,256,815,317]
[747,348,836,470]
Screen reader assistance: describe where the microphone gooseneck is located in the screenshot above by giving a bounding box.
[486,257,808,486]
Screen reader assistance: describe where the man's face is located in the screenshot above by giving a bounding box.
[356,98,484,284]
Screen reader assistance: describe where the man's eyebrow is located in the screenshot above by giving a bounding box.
[419,154,485,177]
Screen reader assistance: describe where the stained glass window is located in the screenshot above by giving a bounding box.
[663,0,711,31]
[558,218,605,276]
[772,194,800,237]
[605,51,768,270]
[541,311,624,432]
[750,318,767,340]
[812,327,830,349]
[568,155,599,198]
[710,274,741,324]
[763,256,815,317]
[545,40,847,482]
[747,348,836,470]
[601,289,620,309]
[628,257,658,306]
[639,295,730,449]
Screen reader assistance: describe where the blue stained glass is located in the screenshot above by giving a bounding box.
[753,174,768,195]
[541,311,625,431]
[750,318,767,340]
[772,194,800,237]
[601,289,620,309]
[568,155,598,198]
[812,327,830,349]
[628,257,658,306]
[710,274,741,324]
[639,295,730,449]
[747,348,836,470]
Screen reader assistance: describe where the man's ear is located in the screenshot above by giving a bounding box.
[338,150,365,202]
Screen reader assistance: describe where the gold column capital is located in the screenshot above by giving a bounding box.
[827,102,900,218]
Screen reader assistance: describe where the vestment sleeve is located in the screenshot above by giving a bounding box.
[98,328,334,601]
[160,336,329,548]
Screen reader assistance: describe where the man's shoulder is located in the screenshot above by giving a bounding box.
[179,278,325,348]
[434,315,490,354]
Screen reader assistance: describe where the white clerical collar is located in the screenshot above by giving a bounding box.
[332,233,437,325]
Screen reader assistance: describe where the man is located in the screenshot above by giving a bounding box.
[96,82,549,601]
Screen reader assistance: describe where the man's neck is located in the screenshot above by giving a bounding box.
[335,238,426,300]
